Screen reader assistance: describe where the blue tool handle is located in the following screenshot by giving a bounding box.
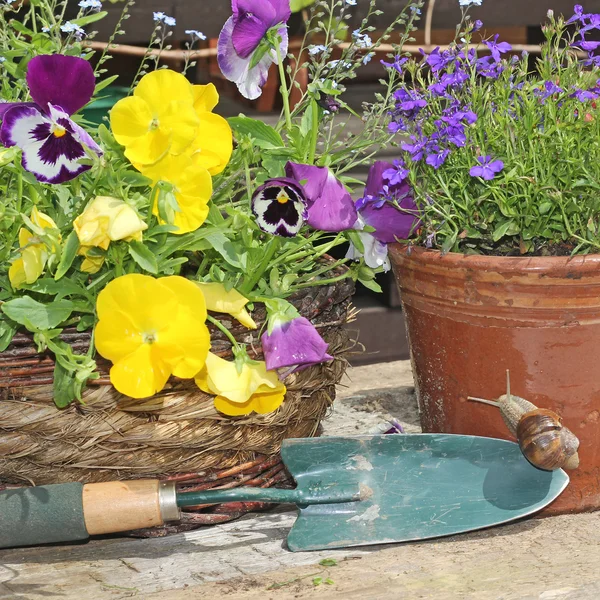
[177,483,363,507]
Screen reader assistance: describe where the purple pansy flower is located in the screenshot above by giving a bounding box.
[285,162,357,232]
[262,316,333,376]
[346,217,391,272]
[470,155,504,180]
[251,178,308,237]
[357,161,420,243]
[0,55,101,184]
[217,0,290,100]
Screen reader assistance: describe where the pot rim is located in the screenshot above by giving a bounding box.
[389,243,600,276]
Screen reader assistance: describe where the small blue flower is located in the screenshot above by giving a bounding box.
[362,52,375,65]
[459,0,482,6]
[60,22,85,39]
[345,0,357,5]
[78,0,102,10]
[153,11,176,26]
[352,30,372,49]
[309,44,328,55]
[185,29,207,41]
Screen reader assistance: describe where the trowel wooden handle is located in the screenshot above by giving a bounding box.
[0,480,180,548]
[83,479,179,535]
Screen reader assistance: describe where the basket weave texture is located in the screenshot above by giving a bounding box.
[0,277,354,529]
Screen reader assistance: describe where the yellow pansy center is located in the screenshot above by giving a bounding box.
[52,125,67,138]
[149,118,160,131]
[143,331,158,344]
[276,191,290,204]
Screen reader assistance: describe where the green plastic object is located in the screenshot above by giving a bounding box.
[82,86,129,126]
[0,482,88,548]
[280,435,569,552]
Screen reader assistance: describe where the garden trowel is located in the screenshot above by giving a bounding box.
[0,434,568,551]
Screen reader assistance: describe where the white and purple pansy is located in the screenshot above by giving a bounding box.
[217,0,291,100]
[0,54,102,184]
[251,178,308,237]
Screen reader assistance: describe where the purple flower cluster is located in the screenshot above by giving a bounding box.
[569,5,600,66]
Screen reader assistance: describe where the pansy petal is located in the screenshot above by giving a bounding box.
[360,200,420,243]
[159,100,200,155]
[232,12,270,59]
[94,309,143,362]
[8,258,27,290]
[250,387,286,414]
[133,69,194,115]
[27,55,95,115]
[0,102,36,119]
[286,162,357,232]
[110,96,155,146]
[187,113,233,175]
[96,273,178,335]
[213,395,255,416]
[261,317,332,372]
[110,343,171,399]
[192,83,219,113]
[157,277,210,378]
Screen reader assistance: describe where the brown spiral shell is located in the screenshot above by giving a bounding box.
[516,409,580,471]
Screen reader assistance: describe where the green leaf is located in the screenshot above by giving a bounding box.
[93,74,119,94]
[0,319,17,352]
[312,577,323,587]
[53,361,78,409]
[290,0,315,11]
[69,11,108,26]
[228,116,284,149]
[128,241,159,274]
[492,220,515,242]
[121,171,153,187]
[359,277,383,293]
[55,230,80,280]
[205,232,245,269]
[26,278,89,301]
[2,297,74,330]
[538,201,553,215]
[319,559,338,567]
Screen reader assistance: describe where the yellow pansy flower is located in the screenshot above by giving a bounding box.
[196,352,286,416]
[74,196,148,251]
[95,274,211,399]
[141,154,212,235]
[110,70,199,166]
[9,208,59,289]
[197,282,257,329]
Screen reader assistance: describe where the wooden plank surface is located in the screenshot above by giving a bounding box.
[1,361,599,599]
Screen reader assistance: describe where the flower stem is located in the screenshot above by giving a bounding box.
[240,236,280,294]
[290,270,352,291]
[207,314,240,348]
[308,99,320,164]
[275,40,293,132]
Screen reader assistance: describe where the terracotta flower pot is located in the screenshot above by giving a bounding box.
[389,244,600,514]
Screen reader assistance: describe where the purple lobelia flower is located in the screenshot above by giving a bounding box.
[285,162,357,232]
[381,55,408,74]
[470,155,504,180]
[217,0,290,100]
[0,55,101,184]
[425,145,450,169]
[484,34,512,62]
[355,161,420,244]
[262,312,333,376]
[251,177,308,237]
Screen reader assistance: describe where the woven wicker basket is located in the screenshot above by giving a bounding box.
[0,276,354,533]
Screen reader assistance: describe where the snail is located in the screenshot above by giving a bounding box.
[468,371,580,471]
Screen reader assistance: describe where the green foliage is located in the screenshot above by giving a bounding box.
[400,9,600,255]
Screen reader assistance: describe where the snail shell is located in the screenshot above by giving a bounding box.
[516,409,580,471]
[468,371,580,471]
